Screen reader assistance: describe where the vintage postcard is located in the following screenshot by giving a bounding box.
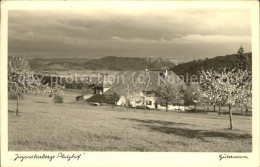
[1,1,259,167]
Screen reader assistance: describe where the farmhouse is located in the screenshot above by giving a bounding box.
[104,69,186,110]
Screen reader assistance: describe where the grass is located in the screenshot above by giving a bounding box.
[8,92,252,152]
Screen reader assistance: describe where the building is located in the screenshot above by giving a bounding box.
[91,73,113,94]
[92,82,104,94]
[104,69,186,110]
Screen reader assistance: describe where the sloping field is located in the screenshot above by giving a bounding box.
[8,93,252,152]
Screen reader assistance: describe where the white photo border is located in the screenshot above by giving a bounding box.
[1,1,259,167]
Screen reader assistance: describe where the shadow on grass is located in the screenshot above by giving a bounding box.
[8,110,15,113]
[119,118,251,141]
[34,101,47,104]
[142,125,252,141]
[119,118,192,126]
[186,109,208,114]
[220,112,252,116]
[186,109,252,116]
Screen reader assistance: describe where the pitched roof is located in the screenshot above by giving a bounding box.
[105,70,186,97]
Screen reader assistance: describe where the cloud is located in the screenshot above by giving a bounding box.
[8,9,252,59]
[181,35,251,44]
[112,35,251,44]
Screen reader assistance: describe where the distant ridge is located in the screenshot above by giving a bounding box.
[26,56,176,72]
[16,52,251,73]
[170,52,252,76]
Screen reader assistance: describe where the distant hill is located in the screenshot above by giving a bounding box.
[14,53,251,74]
[83,56,175,71]
[27,56,175,72]
[170,52,252,76]
[28,58,92,72]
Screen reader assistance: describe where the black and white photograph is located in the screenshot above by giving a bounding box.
[1,1,259,167]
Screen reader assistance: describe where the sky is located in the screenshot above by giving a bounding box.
[8,8,251,60]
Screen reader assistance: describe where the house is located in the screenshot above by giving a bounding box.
[121,90,156,108]
[91,73,113,94]
[104,69,186,110]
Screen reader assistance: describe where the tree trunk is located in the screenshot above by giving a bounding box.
[240,107,243,114]
[127,84,129,110]
[194,103,197,111]
[213,105,216,112]
[246,108,248,115]
[204,103,207,114]
[229,104,233,130]
[166,101,168,112]
[16,93,19,116]
[206,102,209,114]
[218,105,221,115]
[144,99,146,114]
[53,94,55,103]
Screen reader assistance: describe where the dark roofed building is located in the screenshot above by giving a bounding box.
[104,69,186,109]
[105,70,185,96]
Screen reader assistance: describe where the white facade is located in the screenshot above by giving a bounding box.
[103,87,111,93]
[115,90,189,111]
[116,93,189,111]
[143,96,157,109]
[116,96,127,106]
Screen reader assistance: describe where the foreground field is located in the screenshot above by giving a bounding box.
[8,92,252,152]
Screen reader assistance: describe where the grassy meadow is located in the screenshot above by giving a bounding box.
[8,90,252,152]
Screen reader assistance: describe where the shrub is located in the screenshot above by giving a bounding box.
[8,92,24,100]
[54,94,63,103]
